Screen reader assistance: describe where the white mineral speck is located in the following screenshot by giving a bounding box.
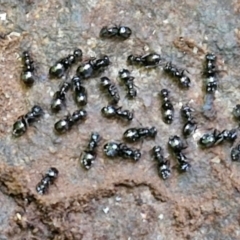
[178,102,183,107]
[143,45,149,52]
[140,213,146,219]
[115,196,121,202]
[193,47,198,54]
[8,32,21,37]
[192,129,202,141]
[0,13,7,21]
[49,147,57,154]
[103,207,109,214]
[158,214,164,220]
[210,156,220,164]
[44,113,50,119]
[163,19,169,24]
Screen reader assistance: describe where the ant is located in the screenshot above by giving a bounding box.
[101,105,134,121]
[12,105,43,137]
[100,25,132,39]
[49,49,82,78]
[100,77,120,104]
[72,76,88,106]
[164,62,191,88]
[123,126,157,142]
[103,141,141,161]
[152,146,171,180]
[51,82,71,112]
[118,69,137,98]
[168,135,190,171]
[54,109,87,134]
[36,167,58,194]
[80,132,101,170]
[160,89,174,124]
[232,104,240,121]
[175,151,191,172]
[168,135,186,153]
[181,105,197,137]
[76,55,110,79]
[127,53,161,68]
[203,53,217,93]
[199,129,237,148]
[231,144,240,161]
[21,51,35,86]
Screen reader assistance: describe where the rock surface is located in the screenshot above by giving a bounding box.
[0,0,240,239]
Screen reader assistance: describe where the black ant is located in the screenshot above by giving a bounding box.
[21,51,35,86]
[168,135,190,171]
[76,55,110,79]
[168,135,186,153]
[175,151,191,172]
[160,89,174,124]
[123,126,157,142]
[127,53,161,68]
[152,146,171,180]
[100,25,132,39]
[72,76,88,106]
[164,62,191,88]
[54,109,87,134]
[80,132,101,170]
[49,49,82,78]
[181,105,197,137]
[118,69,137,98]
[203,53,217,93]
[232,104,240,121]
[103,142,141,161]
[101,105,134,121]
[231,144,240,161]
[36,167,58,194]
[100,77,120,104]
[199,129,237,148]
[12,105,43,137]
[51,82,71,112]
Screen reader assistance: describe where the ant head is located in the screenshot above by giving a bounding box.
[47,167,59,178]
[90,132,101,143]
[77,109,87,119]
[103,141,119,157]
[127,54,134,63]
[102,55,110,66]
[22,51,30,57]
[32,105,43,116]
[100,76,111,87]
[73,49,83,60]
[118,68,131,79]
[71,76,83,86]
[133,150,141,161]
[160,88,169,98]
[206,53,216,61]
[149,127,157,138]
[152,145,162,155]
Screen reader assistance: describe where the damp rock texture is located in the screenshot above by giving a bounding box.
[1,0,240,239]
